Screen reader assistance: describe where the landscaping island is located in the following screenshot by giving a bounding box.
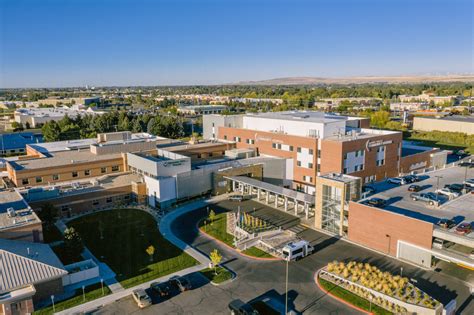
[198,212,275,259]
[199,266,233,284]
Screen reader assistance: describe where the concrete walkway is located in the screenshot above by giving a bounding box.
[55,197,227,314]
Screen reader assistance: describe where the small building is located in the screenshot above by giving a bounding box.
[177,105,228,115]
[413,115,474,135]
[0,132,43,157]
[0,239,67,314]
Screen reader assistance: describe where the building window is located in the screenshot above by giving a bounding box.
[52,174,59,181]
[297,161,302,167]
[309,149,314,155]
[123,195,130,200]
[35,176,43,183]
[72,171,78,177]
[106,197,113,203]
[272,143,277,149]
[112,165,119,172]
[92,200,99,206]
[84,170,91,176]
[61,205,69,212]
[101,167,107,173]
[376,159,385,166]
[289,146,293,151]
[297,147,302,153]
[343,168,347,174]
[308,162,313,169]
[343,153,347,160]
[22,178,29,185]
[223,135,227,140]
[317,149,321,158]
[316,164,320,172]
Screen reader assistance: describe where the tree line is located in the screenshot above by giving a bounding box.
[41,111,185,142]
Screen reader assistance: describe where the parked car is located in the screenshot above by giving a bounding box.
[435,188,461,198]
[459,161,474,168]
[404,175,420,183]
[456,222,472,235]
[436,218,456,229]
[362,185,376,194]
[170,276,191,292]
[444,183,464,193]
[150,281,171,298]
[408,184,422,192]
[228,299,260,315]
[387,177,407,185]
[366,198,386,208]
[410,192,440,206]
[463,178,474,188]
[132,289,152,309]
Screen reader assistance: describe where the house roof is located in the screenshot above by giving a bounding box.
[0,239,67,294]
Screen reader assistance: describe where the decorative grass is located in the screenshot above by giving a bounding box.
[200,266,233,284]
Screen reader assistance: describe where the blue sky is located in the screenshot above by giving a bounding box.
[0,0,472,87]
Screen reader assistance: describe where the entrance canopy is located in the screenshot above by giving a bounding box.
[225,176,315,205]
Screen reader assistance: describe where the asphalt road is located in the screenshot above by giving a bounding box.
[95,199,474,315]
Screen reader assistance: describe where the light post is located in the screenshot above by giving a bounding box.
[400,267,403,278]
[100,278,104,296]
[51,295,55,313]
[435,175,443,191]
[82,285,85,302]
[369,295,373,313]
[285,259,289,315]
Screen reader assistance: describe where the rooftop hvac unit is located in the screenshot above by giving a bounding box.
[7,207,16,217]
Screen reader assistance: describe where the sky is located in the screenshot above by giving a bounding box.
[0,0,473,88]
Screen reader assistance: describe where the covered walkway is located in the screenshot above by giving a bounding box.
[225,176,315,219]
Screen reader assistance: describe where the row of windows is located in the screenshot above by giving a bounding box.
[20,165,120,185]
[376,159,385,166]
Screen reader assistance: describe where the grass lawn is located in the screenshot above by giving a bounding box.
[51,244,83,265]
[68,209,199,289]
[42,223,63,244]
[200,266,233,284]
[242,246,274,258]
[33,283,111,315]
[405,135,473,154]
[199,213,235,247]
[199,212,276,259]
[318,278,393,315]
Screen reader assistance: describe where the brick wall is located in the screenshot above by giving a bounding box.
[348,202,433,256]
[400,150,437,174]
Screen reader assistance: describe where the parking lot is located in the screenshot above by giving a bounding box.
[366,165,474,235]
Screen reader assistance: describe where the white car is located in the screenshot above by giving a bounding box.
[132,289,152,309]
[435,188,460,198]
[463,178,474,188]
[387,177,406,185]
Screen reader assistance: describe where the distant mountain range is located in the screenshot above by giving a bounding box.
[233,75,474,85]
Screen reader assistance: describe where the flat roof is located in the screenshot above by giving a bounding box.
[246,111,349,124]
[324,128,400,142]
[0,190,40,230]
[9,150,122,171]
[0,133,43,150]
[226,175,315,204]
[318,173,360,183]
[27,138,97,154]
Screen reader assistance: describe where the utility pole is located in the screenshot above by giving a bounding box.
[285,259,289,315]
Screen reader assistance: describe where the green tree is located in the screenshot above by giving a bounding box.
[40,203,58,226]
[41,121,61,142]
[370,111,390,129]
[11,121,24,131]
[210,249,222,275]
[64,227,84,259]
[146,245,155,262]
[209,210,216,225]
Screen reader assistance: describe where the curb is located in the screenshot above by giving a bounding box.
[198,223,281,261]
[208,270,237,286]
[313,269,372,315]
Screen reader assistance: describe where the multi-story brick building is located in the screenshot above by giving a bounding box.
[203,111,438,194]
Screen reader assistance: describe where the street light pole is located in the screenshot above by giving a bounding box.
[400,267,403,278]
[82,285,85,302]
[285,259,289,315]
[101,278,104,296]
[51,295,55,313]
[435,175,443,191]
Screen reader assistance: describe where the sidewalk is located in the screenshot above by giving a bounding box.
[56,196,226,314]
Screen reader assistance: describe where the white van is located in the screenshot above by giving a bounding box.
[282,240,314,261]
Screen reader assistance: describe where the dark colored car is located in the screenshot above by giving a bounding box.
[459,161,474,168]
[404,175,420,183]
[228,299,260,315]
[444,183,464,193]
[408,184,422,192]
[367,198,386,208]
[170,277,191,292]
[150,281,171,297]
[456,222,472,235]
[436,219,455,229]
[362,185,376,194]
